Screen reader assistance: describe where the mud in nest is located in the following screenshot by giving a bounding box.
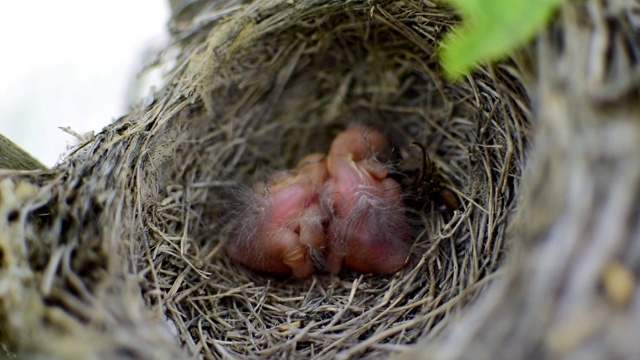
[0,0,530,359]
[140,1,529,358]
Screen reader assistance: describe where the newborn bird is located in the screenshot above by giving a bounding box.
[324,127,412,275]
[227,153,328,278]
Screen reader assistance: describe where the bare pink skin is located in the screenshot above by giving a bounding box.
[228,153,328,278]
[324,127,412,275]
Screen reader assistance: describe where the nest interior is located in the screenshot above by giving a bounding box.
[0,1,531,359]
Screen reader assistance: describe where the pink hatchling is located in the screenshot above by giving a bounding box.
[323,127,412,275]
[227,153,328,278]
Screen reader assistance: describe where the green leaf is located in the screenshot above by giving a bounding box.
[440,0,564,79]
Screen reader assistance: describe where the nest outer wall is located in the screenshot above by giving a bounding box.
[400,1,640,358]
[18,0,640,359]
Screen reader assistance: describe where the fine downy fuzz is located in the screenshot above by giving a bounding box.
[227,127,412,277]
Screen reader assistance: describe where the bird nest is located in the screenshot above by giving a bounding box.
[2,0,639,359]
[140,2,529,356]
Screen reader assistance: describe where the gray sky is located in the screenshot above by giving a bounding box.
[0,1,170,167]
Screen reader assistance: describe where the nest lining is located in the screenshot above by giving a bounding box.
[0,0,530,359]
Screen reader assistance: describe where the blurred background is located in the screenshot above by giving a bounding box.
[0,1,170,167]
